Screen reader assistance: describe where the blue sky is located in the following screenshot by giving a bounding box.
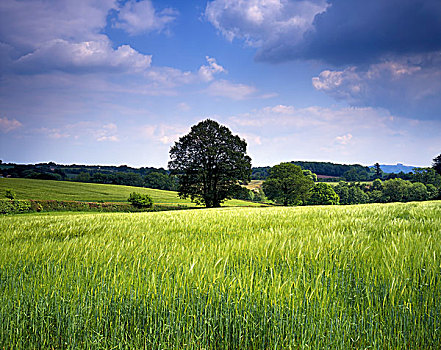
[1,0,440,167]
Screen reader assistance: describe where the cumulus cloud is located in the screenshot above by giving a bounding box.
[205,0,441,119]
[0,0,116,52]
[115,0,178,35]
[205,0,328,47]
[312,53,441,119]
[206,0,441,65]
[0,116,22,133]
[14,39,152,74]
[198,56,226,82]
[0,0,159,76]
[207,79,257,100]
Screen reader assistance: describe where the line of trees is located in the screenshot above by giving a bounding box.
[73,171,178,191]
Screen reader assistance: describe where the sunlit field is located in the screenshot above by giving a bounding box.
[1,201,441,348]
[0,178,264,208]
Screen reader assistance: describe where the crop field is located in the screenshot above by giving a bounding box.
[0,178,264,208]
[1,201,440,348]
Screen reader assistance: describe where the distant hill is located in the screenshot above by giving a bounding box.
[377,163,418,174]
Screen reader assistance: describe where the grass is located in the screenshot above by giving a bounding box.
[0,178,265,208]
[1,201,440,348]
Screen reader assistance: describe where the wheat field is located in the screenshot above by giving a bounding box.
[1,201,440,348]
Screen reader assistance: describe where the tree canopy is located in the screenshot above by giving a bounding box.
[307,183,340,205]
[262,162,314,206]
[168,119,251,208]
[433,153,441,175]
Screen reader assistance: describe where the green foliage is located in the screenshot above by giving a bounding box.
[382,178,411,202]
[411,168,441,188]
[144,172,177,191]
[433,153,441,175]
[73,171,91,182]
[169,119,252,208]
[343,168,370,181]
[334,182,369,205]
[5,189,16,199]
[128,192,153,208]
[302,169,318,182]
[262,163,314,206]
[1,202,441,348]
[0,199,32,214]
[372,178,383,191]
[307,183,339,205]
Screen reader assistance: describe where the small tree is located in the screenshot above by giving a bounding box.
[373,163,383,179]
[307,183,339,205]
[433,153,441,175]
[262,163,314,206]
[5,189,16,200]
[169,119,251,208]
[128,192,153,208]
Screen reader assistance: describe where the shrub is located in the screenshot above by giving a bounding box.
[5,189,16,200]
[0,199,32,214]
[128,192,153,208]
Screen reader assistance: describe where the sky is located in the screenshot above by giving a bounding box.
[1,0,440,168]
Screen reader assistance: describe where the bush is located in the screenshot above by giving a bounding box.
[0,199,32,214]
[128,192,153,208]
[5,189,16,200]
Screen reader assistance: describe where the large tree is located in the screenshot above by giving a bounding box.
[262,162,314,206]
[168,119,251,208]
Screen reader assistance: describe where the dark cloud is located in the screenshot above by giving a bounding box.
[312,53,441,119]
[298,0,441,65]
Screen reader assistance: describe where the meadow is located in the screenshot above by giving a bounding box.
[1,201,440,348]
[0,178,263,208]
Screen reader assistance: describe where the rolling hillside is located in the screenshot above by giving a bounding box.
[0,178,265,207]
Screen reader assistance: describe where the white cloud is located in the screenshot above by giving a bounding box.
[96,123,119,142]
[140,124,188,145]
[207,79,257,100]
[335,133,352,145]
[35,121,119,142]
[115,0,178,35]
[0,0,116,52]
[205,0,328,47]
[0,116,22,133]
[14,39,152,74]
[198,56,226,82]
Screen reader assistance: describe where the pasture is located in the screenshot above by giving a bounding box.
[1,201,440,348]
[0,178,264,208]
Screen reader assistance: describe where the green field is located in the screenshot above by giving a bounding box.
[1,201,440,348]
[0,178,264,207]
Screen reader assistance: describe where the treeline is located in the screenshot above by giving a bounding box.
[254,164,441,206]
[252,161,372,180]
[0,162,178,191]
[335,174,441,205]
[252,161,425,182]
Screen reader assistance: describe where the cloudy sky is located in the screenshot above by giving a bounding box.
[1,0,440,167]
